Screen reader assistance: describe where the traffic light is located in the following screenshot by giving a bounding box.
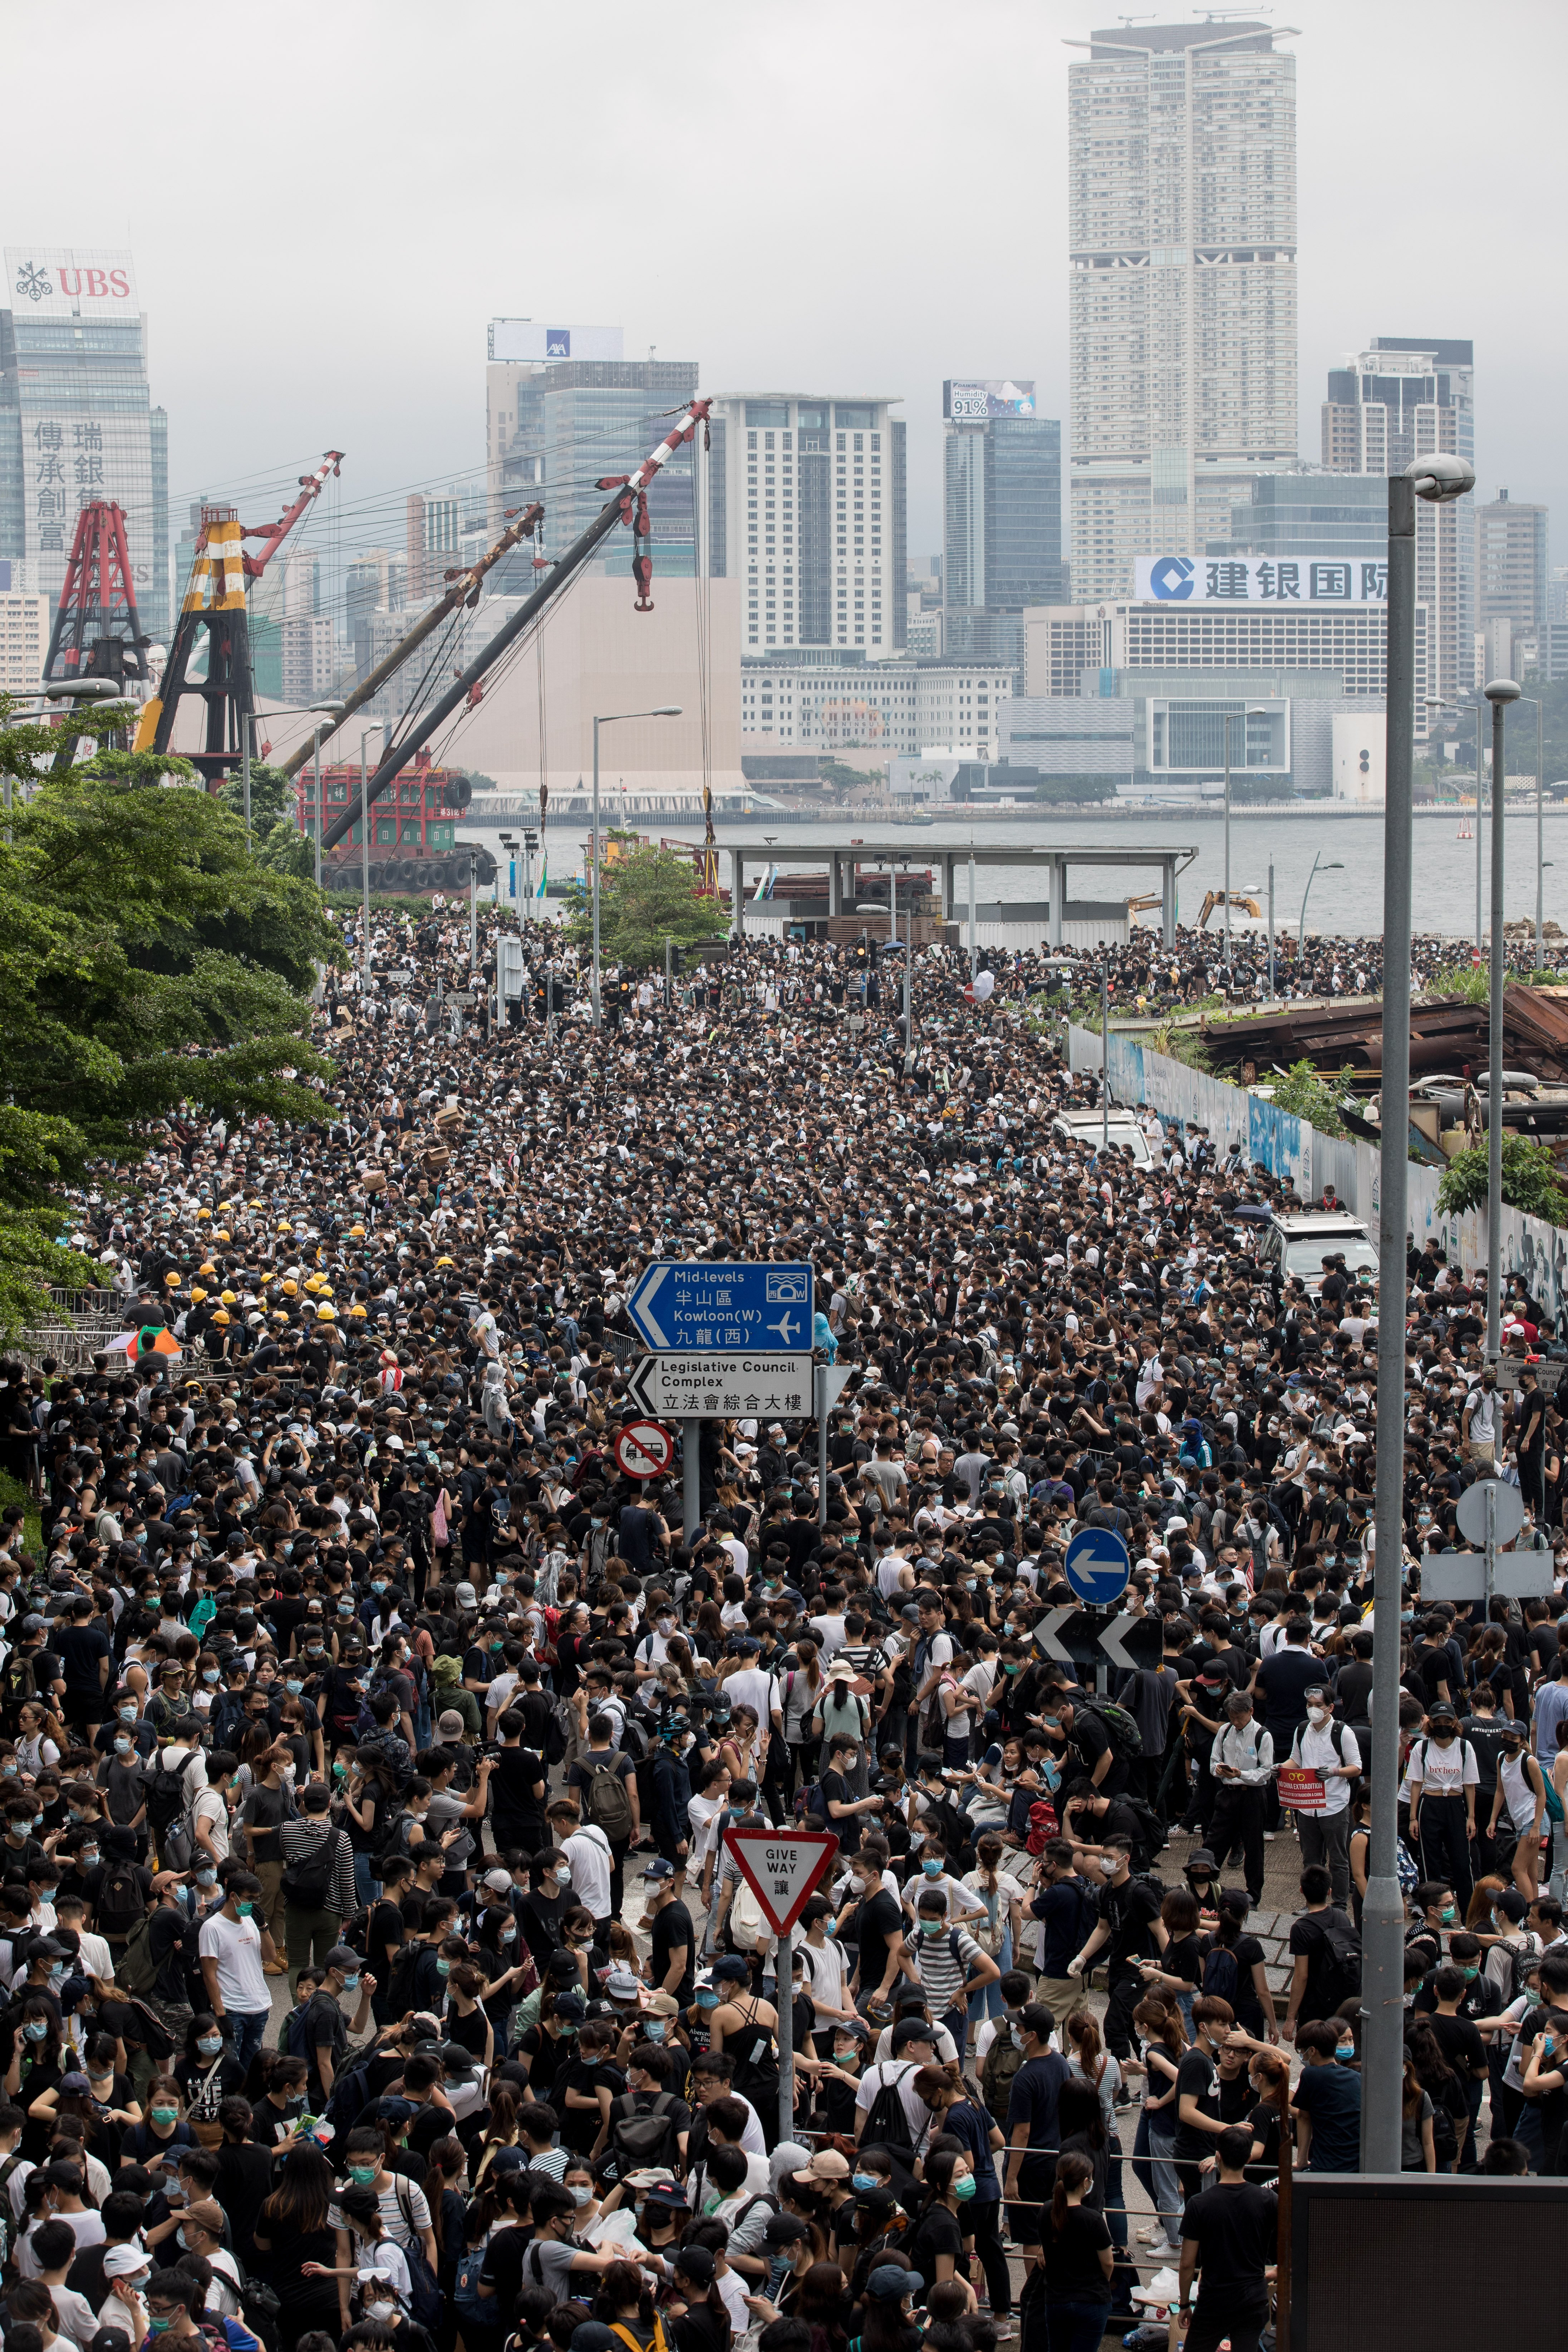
[1359,748,1371,776]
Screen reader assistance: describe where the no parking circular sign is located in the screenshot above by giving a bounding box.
[612,1418,676,1481]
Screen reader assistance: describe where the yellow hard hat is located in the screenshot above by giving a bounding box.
[349,1225,366,1238]
[318,1304,336,1322]
[190,1286,207,1305]
[220,1290,238,1305]
[349,1303,368,1319]
[196,1207,211,1221]
[249,1198,264,1207]
[281,1278,298,1296]
[435,1255,454,1268]
[278,1222,293,1235]
[213,1229,231,1243]
[165,1270,181,1286]
[211,1309,231,1326]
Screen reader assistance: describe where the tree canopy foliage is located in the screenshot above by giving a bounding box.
[561,838,727,973]
[1437,1134,1568,1226]
[0,698,338,1332]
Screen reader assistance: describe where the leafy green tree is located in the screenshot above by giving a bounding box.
[561,840,727,972]
[1265,1058,1358,1138]
[1032,775,1119,805]
[0,696,337,1332]
[1437,1135,1568,1226]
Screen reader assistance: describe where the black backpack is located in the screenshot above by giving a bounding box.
[610,2090,682,2174]
[144,1757,190,1839]
[1201,1939,1242,2007]
[97,1859,146,1942]
[858,2061,919,2152]
[281,1828,341,1908]
[1078,1700,1146,1762]
[1313,1908,1363,2004]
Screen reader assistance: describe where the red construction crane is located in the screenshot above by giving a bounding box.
[133,449,344,783]
[41,501,149,687]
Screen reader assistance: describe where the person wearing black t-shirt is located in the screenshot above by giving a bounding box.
[1040,2151,1114,2341]
[902,2147,968,2288]
[844,1852,907,2014]
[489,1718,547,1854]
[1171,2001,1232,2209]
[1178,2126,1277,2352]
[1068,1837,1165,2058]
[642,1861,697,2007]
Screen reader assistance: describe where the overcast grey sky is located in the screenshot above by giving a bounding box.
[9,0,1567,570]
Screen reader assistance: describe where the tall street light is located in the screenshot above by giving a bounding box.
[1221,704,1271,972]
[591,706,681,1025]
[1297,853,1343,950]
[1364,447,1476,2178]
[1510,695,1546,966]
[358,723,385,983]
[1483,676,1521,1364]
[309,703,347,889]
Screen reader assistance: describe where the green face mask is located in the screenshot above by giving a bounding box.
[151,2107,178,2127]
[349,2164,378,2185]
[1440,1905,1456,1925]
[953,2174,977,2201]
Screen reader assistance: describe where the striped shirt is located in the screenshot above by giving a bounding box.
[914,1923,985,2009]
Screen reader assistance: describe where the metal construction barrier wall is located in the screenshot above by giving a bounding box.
[1066,1024,1568,1328]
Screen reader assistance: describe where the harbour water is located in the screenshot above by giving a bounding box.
[470,806,1568,941]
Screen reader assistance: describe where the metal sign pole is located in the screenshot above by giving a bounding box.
[683,1416,701,1544]
[776,1921,794,2146]
[1485,1482,1496,1613]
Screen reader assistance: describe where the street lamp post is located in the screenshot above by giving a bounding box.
[1297,853,1343,950]
[591,706,681,1025]
[1363,448,1476,2179]
[359,724,384,983]
[1510,697,1546,967]
[309,703,346,890]
[1221,705,1271,971]
[1483,676,1521,1365]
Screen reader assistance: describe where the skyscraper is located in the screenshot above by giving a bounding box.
[1321,338,1475,701]
[942,380,1065,673]
[1475,488,1548,678]
[485,320,624,528]
[0,247,168,645]
[1067,21,1298,602]
[497,359,701,590]
[704,394,906,656]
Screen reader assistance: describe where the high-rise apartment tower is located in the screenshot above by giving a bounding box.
[1067,21,1298,602]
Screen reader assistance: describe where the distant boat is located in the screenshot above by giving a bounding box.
[1457,818,1473,839]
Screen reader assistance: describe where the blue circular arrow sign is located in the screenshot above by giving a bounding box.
[1063,1525,1131,1608]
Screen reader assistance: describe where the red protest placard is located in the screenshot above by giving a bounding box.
[722,1826,840,1935]
[1277,1765,1326,1814]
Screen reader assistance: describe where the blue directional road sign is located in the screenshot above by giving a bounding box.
[626,1262,814,1354]
[1063,1526,1132,1608]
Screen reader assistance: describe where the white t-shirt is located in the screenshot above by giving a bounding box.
[192,1786,230,1860]
[198,1908,269,2013]
[1291,1721,1362,1819]
[723,1668,780,1726]
[1411,1736,1478,1798]
[562,1825,613,1916]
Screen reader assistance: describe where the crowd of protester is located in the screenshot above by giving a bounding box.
[0,900,1563,2352]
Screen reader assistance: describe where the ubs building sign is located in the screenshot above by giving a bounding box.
[1,247,167,642]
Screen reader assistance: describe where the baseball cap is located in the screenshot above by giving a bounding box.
[483,1869,514,1895]
[712,1955,748,1980]
[436,1711,467,1740]
[673,2247,715,2287]
[604,1970,642,2003]
[551,1991,586,2021]
[764,2213,807,2248]
[102,2248,151,2281]
[325,1945,362,1972]
[642,1858,676,1881]
[867,2266,923,2302]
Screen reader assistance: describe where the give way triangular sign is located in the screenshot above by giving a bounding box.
[722,1825,840,1935]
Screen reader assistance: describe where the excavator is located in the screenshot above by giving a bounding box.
[1195,888,1264,929]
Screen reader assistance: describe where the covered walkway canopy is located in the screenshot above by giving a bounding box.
[716,834,1199,947]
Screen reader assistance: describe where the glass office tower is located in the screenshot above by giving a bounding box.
[0,247,167,645]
